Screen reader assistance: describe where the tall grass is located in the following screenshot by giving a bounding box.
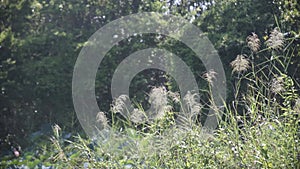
[1,28,299,169]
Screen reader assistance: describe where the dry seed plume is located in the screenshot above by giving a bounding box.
[230,54,250,73]
[247,32,260,53]
[266,27,285,51]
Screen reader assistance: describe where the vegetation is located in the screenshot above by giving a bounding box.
[1,0,299,168]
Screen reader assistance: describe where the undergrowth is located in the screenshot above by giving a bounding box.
[1,28,299,169]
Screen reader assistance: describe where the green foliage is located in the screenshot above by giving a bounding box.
[2,31,299,168]
[1,1,300,168]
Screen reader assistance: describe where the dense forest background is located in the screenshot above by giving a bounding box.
[1,0,299,153]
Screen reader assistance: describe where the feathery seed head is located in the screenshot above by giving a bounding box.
[53,124,61,138]
[246,32,260,53]
[266,27,285,51]
[149,86,168,107]
[203,69,217,86]
[177,91,202,128]
[168,91,181,103]
[183,91,202,115]
[230,54,250,73]
[130,108,146,123]
[148,86,170,119]
[96,111,108,130]
[270,75,285,94]
[111,95,131,118]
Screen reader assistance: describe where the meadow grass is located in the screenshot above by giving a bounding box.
[1,28,299,169]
